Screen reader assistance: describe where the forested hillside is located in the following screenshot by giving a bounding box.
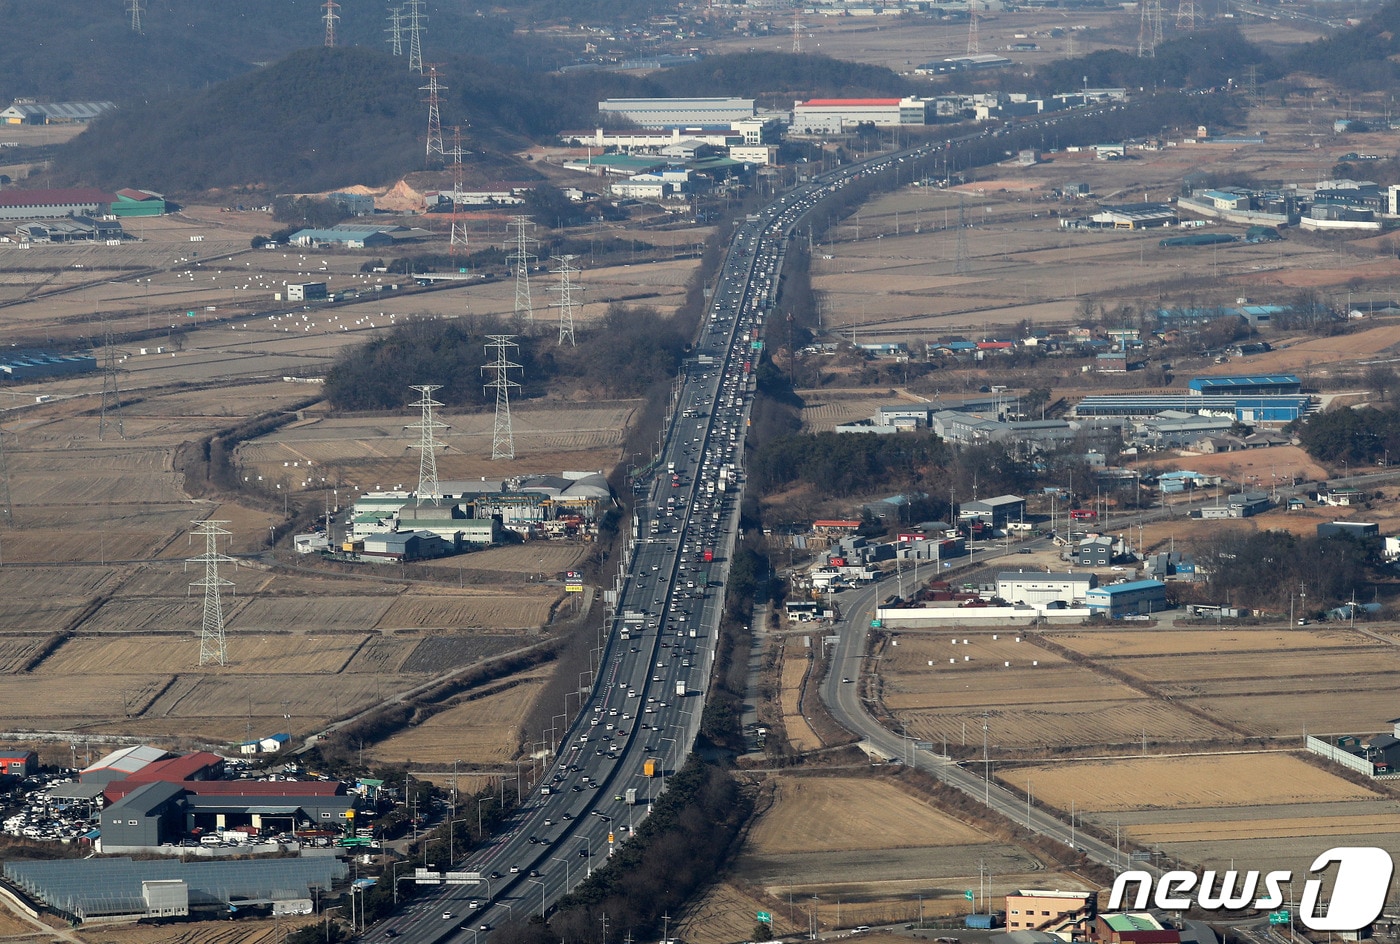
[1032,26,1276,94]
[1287,0,1400,89]
[51,47,653,195]
[0,0,563,106]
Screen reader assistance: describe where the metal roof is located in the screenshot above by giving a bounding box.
[82,745,170,778]
[1087,580,1166,596]
[4,856,346,919]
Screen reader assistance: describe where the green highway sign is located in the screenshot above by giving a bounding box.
[1269,911,1290,926]
[870,619,883,629]
[965,890,975,901]
[757,912,772,924]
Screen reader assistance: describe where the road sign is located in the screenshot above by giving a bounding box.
[1269,911,1290,926]
[444,872,481,885]
[870,619,883,629]
[965,890,975,901]
[757,912,772,924]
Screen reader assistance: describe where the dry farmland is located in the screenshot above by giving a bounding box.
[680,773,1091,943]
[0,200,688,756]
[1001,753,1400,877]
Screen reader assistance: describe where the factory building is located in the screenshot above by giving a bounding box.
[0,188,120,222]
[1086,580,1167,618]
[0,750,37,778]
[597,97,755,129]
[1188,374,1301,397]
[0,101,116,125]
[996,572,1097,606]
[791,97,929,133]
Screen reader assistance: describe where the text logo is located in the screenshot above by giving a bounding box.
[1108,847,1393,932]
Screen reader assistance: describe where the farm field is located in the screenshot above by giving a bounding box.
[877,631,1234,753]
[999,753,1400,877]
[367,666,554,766]
[779,636,821,752]
[701,773,1089,939]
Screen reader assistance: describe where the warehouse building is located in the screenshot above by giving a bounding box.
[1086,580,1167,618]
[285,282,328,302]
[0,188,120,222]
[1189,374,1301,396]
[0,750,37,778]
[791,97,929,133]
[111,189,167,217]
[100,782,187,849]
[958,494,1026,526]
[597,97,755,129]
[0,101,116,125]
[1089,203,1177,229]
[80,746,175,786]
[4,856,345,924]
[996,572,1097,606]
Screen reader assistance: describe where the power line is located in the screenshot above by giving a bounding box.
[482,336,522,461]
[967,8,979,55]
[126,0,144,33]
[406,384,449,504]
[188,520,235,667]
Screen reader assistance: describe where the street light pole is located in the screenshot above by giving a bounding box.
[528,878,546,916]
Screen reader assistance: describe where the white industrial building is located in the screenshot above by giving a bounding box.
[791,97,929,134]
[597,97,755,129]
[996,571,1097,606]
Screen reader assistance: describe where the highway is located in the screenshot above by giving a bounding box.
[359,134,959,944]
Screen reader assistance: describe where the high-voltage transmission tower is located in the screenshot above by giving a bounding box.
[449,127,470,258]
[0,426,14,529]
[550,256,584,347]
[99,321,125,441]
[482,336,522,461]
[422,66,446,166]
[792,8,803,53]
[126,0,144,33]
[405,0,427,73]
[505,216,539,325]
[386,5,404,56]
[322,0,340,47]
[188,520,235,667]
[966,9,980,55]
[954,195,970,276]
[1175,0,1198,31]
[1138,0,1163,56]
[406,384,448,505]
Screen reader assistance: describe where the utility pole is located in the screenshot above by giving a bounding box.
[482,336,522,461]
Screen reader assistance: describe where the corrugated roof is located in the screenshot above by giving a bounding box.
[82,745,170,777]
[126,751,222,784]
[1088,579,1165,596]
[0,188,119,209]
[801,98,903,106]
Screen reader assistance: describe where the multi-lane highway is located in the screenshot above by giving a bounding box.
[366,140,956,944]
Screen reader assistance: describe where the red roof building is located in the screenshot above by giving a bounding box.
[0,188,120,221]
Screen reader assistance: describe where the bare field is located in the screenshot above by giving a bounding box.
[779,637,821,753]
[415,542,588,574]
[227,596,397,632]
[746,777,990,854]
[1007,753,1377,814]
[33,634,373,676]
[368,668,552,765]
[72,914,316,944]
[377,592,555,630]
[1052,628,1363,659]
[879,633,1234,750]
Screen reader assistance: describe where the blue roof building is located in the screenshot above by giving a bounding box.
[1086,579,1168,618]
[1188,375,1301,396]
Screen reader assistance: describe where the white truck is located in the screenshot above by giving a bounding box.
[624,788,638,805]
[675,679,687,697]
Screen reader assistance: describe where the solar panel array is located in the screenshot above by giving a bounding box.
[5,856,346,919]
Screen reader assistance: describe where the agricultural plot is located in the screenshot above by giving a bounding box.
[227,596,397,633]
[416,542,588,575]
[1000,753,1400,876]
[878,633,1234,751]
[1046,628,1400,738]
[33,634,373,677]
[728,773,1083,931]
[779,637,821,753]
[397,635,524,674]
[367,668,552,766]
[376,592,554,631]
